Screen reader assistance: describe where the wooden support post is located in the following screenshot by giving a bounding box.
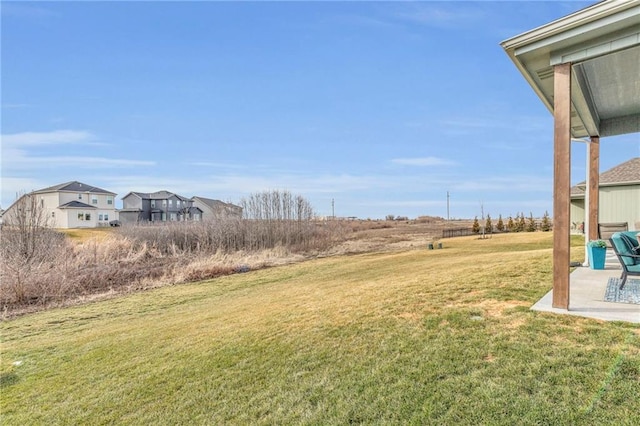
[587,137,599,242]
[552,63,571,309]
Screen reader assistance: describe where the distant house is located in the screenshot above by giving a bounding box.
[3,181,117,229]
[191,196,242,220]
[571,157,640,231]
[119,190,203,224]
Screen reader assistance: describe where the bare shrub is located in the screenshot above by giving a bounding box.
[0,194,71,305]
[183,265,236,282]
[117,191,337,255]
[0,191,352,317]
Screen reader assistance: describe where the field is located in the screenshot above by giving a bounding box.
[2,231,639,424]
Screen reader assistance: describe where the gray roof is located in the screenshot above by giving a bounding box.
[123,190,190,201]
[35,181,116,195]
[58,201,97,209]
[192,196,241,211]
[571,157,640,196]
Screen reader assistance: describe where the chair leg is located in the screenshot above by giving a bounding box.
[619,272,627,290]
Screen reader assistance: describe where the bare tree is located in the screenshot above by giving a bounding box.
[0,193,67,304]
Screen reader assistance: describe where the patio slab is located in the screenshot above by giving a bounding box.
[532,253,640,323]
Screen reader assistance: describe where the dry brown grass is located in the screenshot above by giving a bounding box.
[60,227,116,242]
[1,218,544,318]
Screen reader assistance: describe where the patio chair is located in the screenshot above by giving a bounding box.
[598,222,628,247]
[609,231,640,290]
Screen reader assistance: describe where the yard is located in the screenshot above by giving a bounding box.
[1,232,639,424]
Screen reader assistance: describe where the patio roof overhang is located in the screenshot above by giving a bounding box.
[501,0,640,138]
[501,0,640,310]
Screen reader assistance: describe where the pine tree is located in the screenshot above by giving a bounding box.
[541,211,551,232]
[472,216,480,234]
[517,212,526,232]
[485,214,493,234]
[496,214,504,232]
[507,216,515,232]
[526,212,537,232]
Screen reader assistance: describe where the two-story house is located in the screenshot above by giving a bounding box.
[3,181,117,228]
[119,191,203,224]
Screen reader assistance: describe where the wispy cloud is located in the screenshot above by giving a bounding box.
[11,155,154,168]
[390,2,488,29]
[1,129,156,200]
[2,103,32,109]
[451,175,551,193]
[392,156,457,167]
[2,130,95,147]
[187,161,248,170]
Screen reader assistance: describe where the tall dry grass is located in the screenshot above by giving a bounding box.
[1,217,345,316]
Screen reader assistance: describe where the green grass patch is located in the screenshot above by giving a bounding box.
[2,233,638,424]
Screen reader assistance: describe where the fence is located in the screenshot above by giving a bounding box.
[442,228,475,238]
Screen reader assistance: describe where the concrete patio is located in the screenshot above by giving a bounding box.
[532,251,640,323]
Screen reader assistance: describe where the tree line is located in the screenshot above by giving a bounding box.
[472,211,552,234]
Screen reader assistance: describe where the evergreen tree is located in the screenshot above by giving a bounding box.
[526,212,537,232]
[496,214,504,232]
[485,214,493,234]
[517,212,526,232]
[507,216,515,232]
[472,216,480,234]
[541,211,551,232]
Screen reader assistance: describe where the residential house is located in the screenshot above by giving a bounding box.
[119,190,202,224]
[191,196,242,220]
[571,157,640,231]
[2,181,117,229]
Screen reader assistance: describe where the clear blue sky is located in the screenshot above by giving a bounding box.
[2,1,638,219]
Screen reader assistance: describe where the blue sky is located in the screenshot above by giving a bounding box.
[2,1,638,219]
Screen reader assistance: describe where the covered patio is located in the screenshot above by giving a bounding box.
[502,0,639,317]
[532,255,639,323]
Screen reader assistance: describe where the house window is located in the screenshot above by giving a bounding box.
[169,199,174,208]
[78,212,84,221]
[52,212,55,218]
[92,195,98,205]
[85,213,91,221]
[193,213,201,221]
[170,213,177,221]
[99,214,103,221]
[104,214,109,221]
[78,194,83,200]
[41,198,44,208]
[107,196,113,205]
[176,200,181,208]
[162,200,167,207]
[151,200,156,208]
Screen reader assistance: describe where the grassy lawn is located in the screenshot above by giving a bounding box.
[59,227,116,242]
[1,232,638,424]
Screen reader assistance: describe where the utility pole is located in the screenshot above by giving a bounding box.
[446,191,450,222]
[332,198,335,219]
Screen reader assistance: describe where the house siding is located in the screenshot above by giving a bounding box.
[599,185,639,230]
[570,184,639,231]
[570,199,585,232]
[4,183,117,229]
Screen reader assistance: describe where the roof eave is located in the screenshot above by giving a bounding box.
[500,1,638,51]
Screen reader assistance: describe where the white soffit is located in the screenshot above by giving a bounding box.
[501,0,640,138]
